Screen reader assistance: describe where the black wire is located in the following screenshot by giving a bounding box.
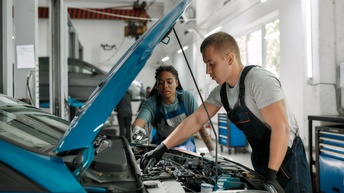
[97,37,126,65]
[172,28,219,186]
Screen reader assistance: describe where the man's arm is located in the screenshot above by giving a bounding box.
[259,99,290,171]
[163,102,220,149]
[198,126,214,154]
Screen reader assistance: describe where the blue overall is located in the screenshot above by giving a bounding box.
[220,66,312,193]
[150,91,196,152]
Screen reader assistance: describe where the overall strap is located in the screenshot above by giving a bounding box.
[220,84,231,112]
[220,65,257,111]
[176,90,187,115]
[238,65,256,105]
[154,90,186,125]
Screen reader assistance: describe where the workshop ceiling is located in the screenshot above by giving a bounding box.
[38,0,165,39]
[38,7,150,20]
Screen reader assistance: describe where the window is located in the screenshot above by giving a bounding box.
[247,30,262,67]
[264,19,280,77]
[236,19,280,77]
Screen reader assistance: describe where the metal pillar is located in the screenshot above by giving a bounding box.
[68,17,82,59]
[50,0,68,119]
[13,0,38,106]
[1,0,14,96]
[0,1,2,93]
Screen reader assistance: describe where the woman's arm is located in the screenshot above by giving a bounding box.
[132,118,146,129]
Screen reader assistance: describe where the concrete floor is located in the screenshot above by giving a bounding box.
[193,136,253,169]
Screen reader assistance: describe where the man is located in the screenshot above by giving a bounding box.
[140,32,312,193]
[145,86,152,98]
[137,86,152,113]
[116,89,133,141]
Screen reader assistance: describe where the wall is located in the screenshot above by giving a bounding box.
[303,0,344,148]
[182,0,344,149]
[38,0,166,112]
[37,0,344,149]
[171,0,309,146]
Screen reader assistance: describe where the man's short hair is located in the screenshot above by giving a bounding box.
[200,31,241,61]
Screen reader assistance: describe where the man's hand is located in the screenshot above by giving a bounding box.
[140,143,168,173]
[264,168,284,193]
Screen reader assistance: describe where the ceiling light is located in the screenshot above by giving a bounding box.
[161,56,169,62]
[204,26,222,38]
[177,46,188,53]
[261,0,268,2]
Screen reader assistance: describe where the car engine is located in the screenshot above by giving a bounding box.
[133,145,268,193]
[78,134,268,193]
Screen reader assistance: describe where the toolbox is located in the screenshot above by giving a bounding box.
[315,125,344,193]
[218,113,248,154]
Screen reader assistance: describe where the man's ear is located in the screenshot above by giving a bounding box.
[227,53,234,64]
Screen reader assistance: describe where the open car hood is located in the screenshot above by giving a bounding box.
[54,0,191,152]
[54,0,192,152]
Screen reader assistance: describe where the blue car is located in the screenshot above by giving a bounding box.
[0,0,269,192]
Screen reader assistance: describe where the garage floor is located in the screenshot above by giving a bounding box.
[194,136,253,169]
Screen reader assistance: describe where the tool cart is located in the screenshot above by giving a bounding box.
[315,125,344,193]
[218,113,248,154]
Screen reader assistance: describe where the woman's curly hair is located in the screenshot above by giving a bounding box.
[148,65,183,98]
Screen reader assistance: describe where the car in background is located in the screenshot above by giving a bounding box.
[38,57,146,103]
[1,1,270,192]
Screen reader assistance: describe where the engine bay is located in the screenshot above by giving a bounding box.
[133,144,268,193]
[71,135,268,193]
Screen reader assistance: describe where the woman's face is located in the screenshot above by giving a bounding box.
[157,71,179,101]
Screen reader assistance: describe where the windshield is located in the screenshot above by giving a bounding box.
[0,106,69,151]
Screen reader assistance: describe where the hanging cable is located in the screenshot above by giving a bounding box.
[172,28,219,185]
[97,37,126,65]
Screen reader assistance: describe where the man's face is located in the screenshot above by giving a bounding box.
[202,45,230,85]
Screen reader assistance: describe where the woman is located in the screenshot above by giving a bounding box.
[131,65,200,152]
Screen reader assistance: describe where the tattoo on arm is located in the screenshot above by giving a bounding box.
[199,127,214,152]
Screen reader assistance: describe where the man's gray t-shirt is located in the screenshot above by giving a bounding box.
[206,66,298,147]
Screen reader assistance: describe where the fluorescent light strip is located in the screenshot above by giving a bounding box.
[162,56,169,62]
[204,26,222,38]
[177,46,189,53]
